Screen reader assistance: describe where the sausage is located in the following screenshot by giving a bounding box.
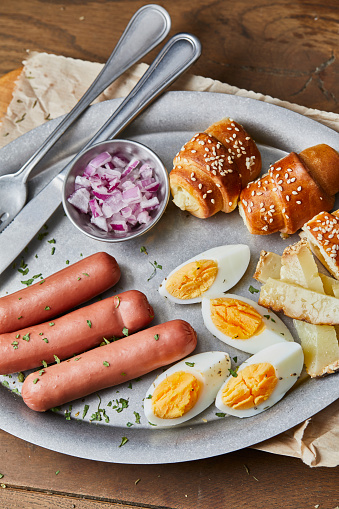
[0,252,121,334]
[21,319,197,412]
[0,290,153,375]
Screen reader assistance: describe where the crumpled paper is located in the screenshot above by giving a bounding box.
[0,50,338,467]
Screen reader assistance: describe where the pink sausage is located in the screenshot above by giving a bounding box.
[0,252,121,334]
[22,319,197,412]
[0,290,153,375]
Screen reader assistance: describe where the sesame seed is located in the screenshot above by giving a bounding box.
[211,199,215,204]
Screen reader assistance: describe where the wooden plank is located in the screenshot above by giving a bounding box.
[0,429,338,509]
[0,487,146,509]
[0,1,339,112]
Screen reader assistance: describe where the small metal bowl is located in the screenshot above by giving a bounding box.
[62,139,169,242]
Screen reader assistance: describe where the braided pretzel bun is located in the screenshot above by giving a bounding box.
[169,118,261,218]
[239,144,339,235]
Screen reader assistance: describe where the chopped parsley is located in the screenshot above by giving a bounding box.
[140,246,148,254]
[147,260,162,281]
[248,285,259,294]
[82,404,89,419]
[87,320,92,328]
[185,361,195,367]
[112,398,129,413]
[154,334,159,341]
[11,341,18,349]
[122,327,129,337]
[228,368,238,378]
[54,355,60,364]
[119,437,128,447]
[103,361,110,367]
[22,333,30,342]
[216,412,226,418]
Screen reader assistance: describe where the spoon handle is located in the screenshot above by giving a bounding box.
[84,33,202,145]
[17,4,171,183]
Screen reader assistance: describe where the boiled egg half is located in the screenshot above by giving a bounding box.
[144,351,231,427]
[158,245,250,304]
[215,342,304,418]
[202,294,294,354]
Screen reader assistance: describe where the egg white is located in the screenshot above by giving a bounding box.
[158,245,250,304]
[215,342,304,418]
[144,351,231,427]
[202,293,294,354]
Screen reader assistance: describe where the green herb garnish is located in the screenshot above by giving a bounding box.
[119,437,128,447]
[147,260,162,281]
[103,361,110,367]
[228,368,238,377]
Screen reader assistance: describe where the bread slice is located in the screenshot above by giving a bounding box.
[301,210,339,280]
[258,278,339,325]
[293,321,339,377]
[253,250,281,283]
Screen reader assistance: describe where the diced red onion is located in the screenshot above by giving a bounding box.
[68,188,90,214]
[89,152,112,168]
[89,199,103,218]
[67,149,161,234]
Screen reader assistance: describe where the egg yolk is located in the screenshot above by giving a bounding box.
[210,298,264,339]
[221,363,278,410]
[165,259,218,299]
[151,371,201,419]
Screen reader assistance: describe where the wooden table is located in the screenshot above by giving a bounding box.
[0,1,338,508]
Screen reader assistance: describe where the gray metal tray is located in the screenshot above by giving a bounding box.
[0,91,338,464]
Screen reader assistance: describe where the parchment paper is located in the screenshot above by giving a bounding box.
[0,50,338,467]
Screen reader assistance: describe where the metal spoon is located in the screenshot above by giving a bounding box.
[0,4,171,233]
[0,32,201,275]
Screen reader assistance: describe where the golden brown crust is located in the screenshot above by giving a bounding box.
[170,118,261,218]
[239,152,335,235]
[301,210,339,280]
[299,144,339,196]
[206,118,262,187]
[171,132,242,217]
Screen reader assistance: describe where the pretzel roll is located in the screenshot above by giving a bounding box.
[301,210,339,280]
[299,144,339,196]
[205,118,262,187]
[170,118,261,218]
[239,150,335,235]
[171,132,242,218]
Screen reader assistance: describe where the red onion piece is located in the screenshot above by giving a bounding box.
[68,149,161,234]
